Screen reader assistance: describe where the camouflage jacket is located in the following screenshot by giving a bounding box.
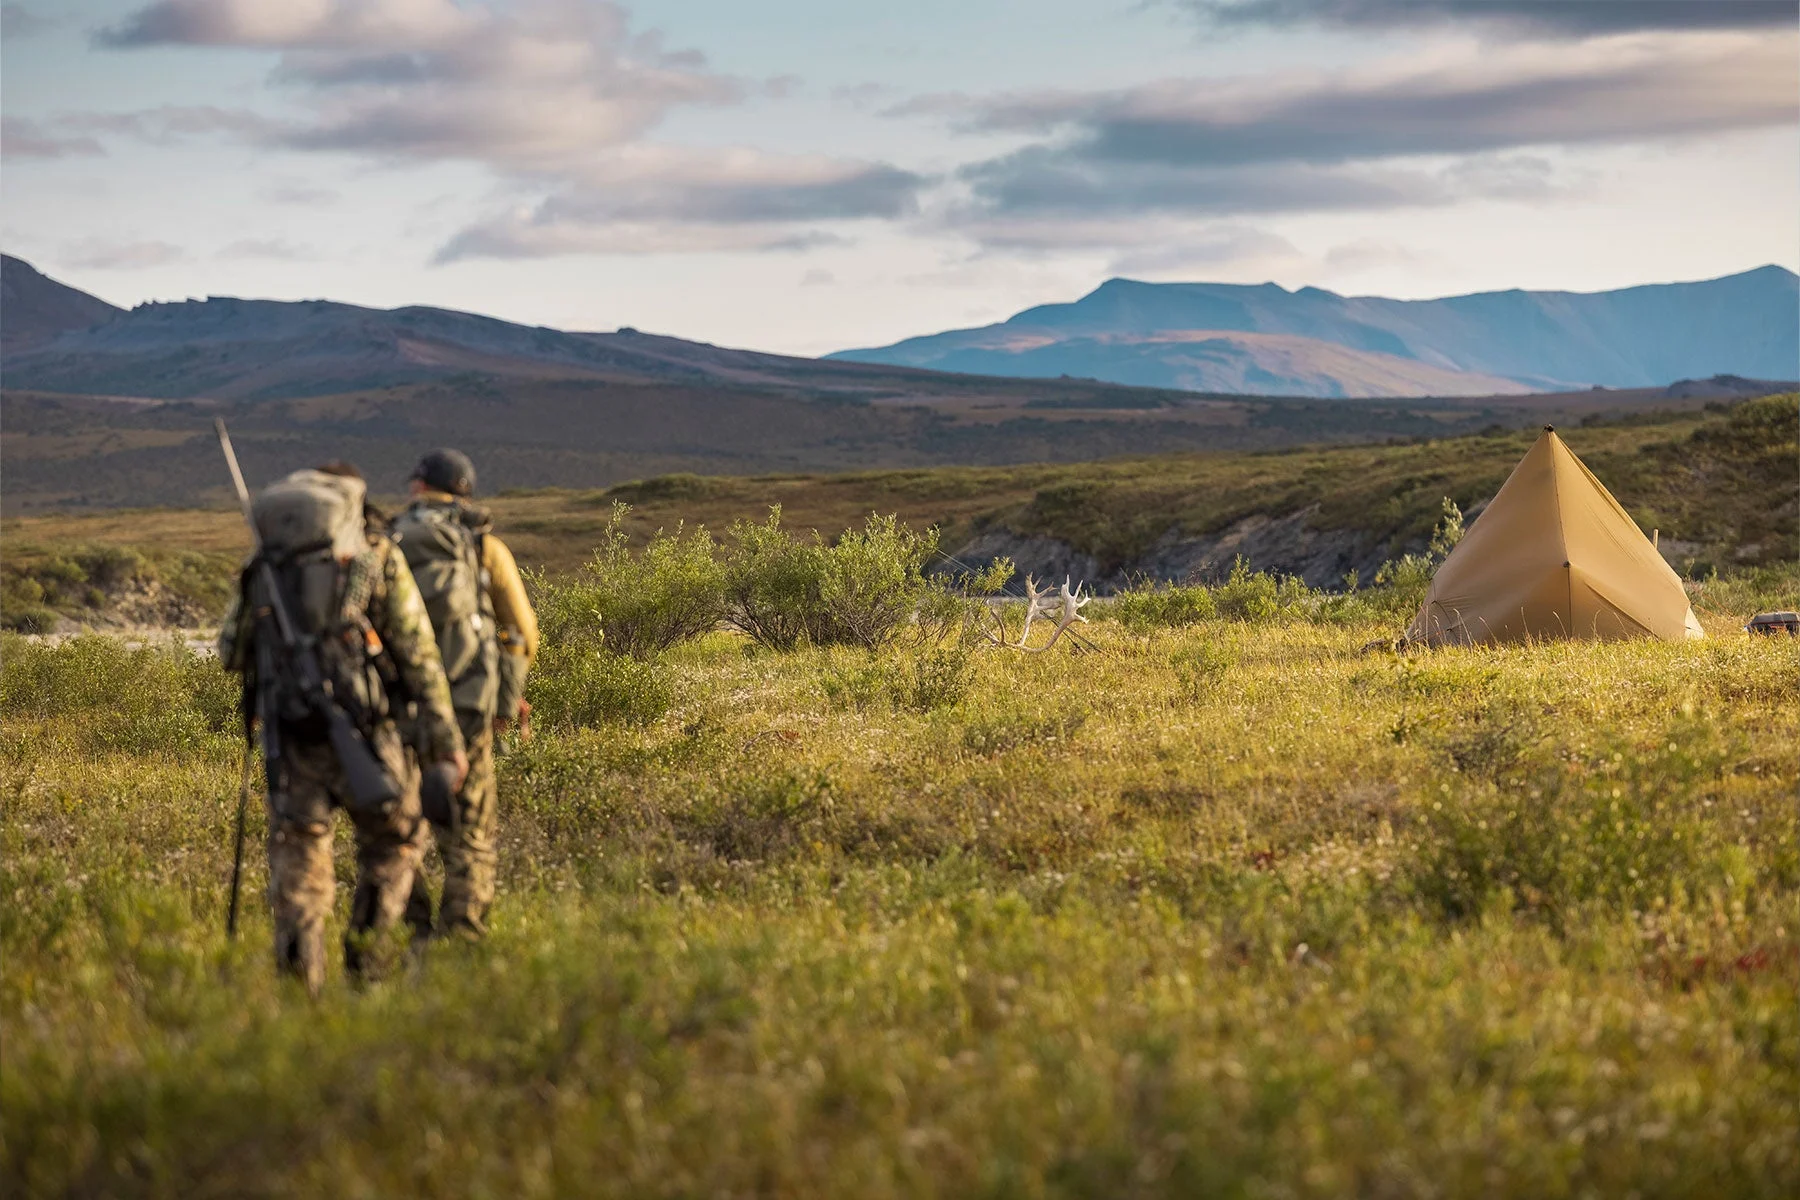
[218,534,465,763]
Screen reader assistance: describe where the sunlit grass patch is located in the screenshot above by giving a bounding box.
[3,616,1796,1196]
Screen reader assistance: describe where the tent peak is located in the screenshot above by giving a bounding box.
[1543,424,1555,432]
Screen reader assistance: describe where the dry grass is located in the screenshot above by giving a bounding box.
[2,603,1796,1196]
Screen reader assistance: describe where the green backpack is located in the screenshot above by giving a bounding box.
[392,499,500,718]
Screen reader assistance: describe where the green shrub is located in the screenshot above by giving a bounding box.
[819,656,888,710]
[724,508,950,651]
[1411,716,1738,925]
[816,514,941,649]
[721,508,825,651]
[1212,559,1283,621]
[0,634,238,755]
[0,544,240,626]
[1109,583,1217,631]
[1170,643,1236,701]
[955,695,1088,757]
[526,644,675,729]
[1687,560,1800,622]
[821,646,974,713]
[896,646,974,712]
[1,604,59,634]
[1371,498,1464,615]
[536,503,725,660]
[1102,563,1318,629]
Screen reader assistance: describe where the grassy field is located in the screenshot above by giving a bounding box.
[3,564,1797,1195]
[3,394,1796,1194]
[4,395,1792,633]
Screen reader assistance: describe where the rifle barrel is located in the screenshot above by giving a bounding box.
[215,418,257,531]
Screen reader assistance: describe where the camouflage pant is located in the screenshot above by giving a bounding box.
[266,724,425,996]
[407,712,497,940]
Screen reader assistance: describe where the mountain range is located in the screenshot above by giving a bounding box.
[830,267,1800,396]
[0,253,1015,403]
[2,254,1792,512]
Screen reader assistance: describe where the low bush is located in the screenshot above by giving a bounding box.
[1687,560,1800,623]
[526,644,675,729]
[1,604,59,634]
[1101,560,1312,629]
[1411,714,1738,925]
[0,544,240,628]
[896,646,975,712]
[1211,558,1300,621]
[1109,582,1217,631]
[0,634,237,755]
[954,695,1088,757]
[1371,498,1464,615]
[724,508,956,651]
[820,645,974,713]
[719,508,823,652]
[535,503,726,660]
[1170,642,1236,701]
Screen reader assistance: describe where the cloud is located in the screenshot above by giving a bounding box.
[1105,225,1301,277]
[932,35,1795,170]
[956,152,1462,224]
[2,3,53,38]
[800,268,836,286]
[259,181,341,205]
[217,238,320,260]
[1180,1,1799,38]
[906,31,1789,250]
[94,0,742,170]
[434,147,919,260]
[1,117,104,159]
[52,105,281,144]
[89,0,925,258]
[60,238,185,269]
[1322,238,1439,274]
[832,82,900,110]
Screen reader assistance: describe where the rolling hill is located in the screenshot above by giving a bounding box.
[2,255,1792,514]
[1,254,1036,403]
[0,254,124,354]
[830,267,1800,396]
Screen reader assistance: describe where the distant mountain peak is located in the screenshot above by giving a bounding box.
[1,254,124,354]
[831,265,1800,398]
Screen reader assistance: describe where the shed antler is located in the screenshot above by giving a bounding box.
[1010,576,1101,654]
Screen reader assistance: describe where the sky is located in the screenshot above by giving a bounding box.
[3,0,1796,355]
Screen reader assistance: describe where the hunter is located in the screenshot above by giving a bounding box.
[394,448,538,941]
[219,462,468,996]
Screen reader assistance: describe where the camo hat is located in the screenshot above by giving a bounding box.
[412,448,477,497]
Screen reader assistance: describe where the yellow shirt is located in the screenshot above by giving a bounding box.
[483,533,538,661]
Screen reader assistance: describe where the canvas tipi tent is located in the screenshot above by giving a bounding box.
[1405,427,1704,646]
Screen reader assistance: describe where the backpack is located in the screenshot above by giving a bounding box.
[246,470,392,737]
[392,498,499,718]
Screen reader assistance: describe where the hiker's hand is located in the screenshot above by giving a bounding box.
[496,701,532,743]
[445,750,469,791]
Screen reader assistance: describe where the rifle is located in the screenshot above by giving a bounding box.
[215,421,401,840]
[226,739,251,940]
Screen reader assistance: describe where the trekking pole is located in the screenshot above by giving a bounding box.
[219,418,255,940]
[227,739,251,939]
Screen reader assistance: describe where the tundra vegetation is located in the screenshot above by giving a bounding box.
[2,397,1797,1197]
[5,395,1792,632]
